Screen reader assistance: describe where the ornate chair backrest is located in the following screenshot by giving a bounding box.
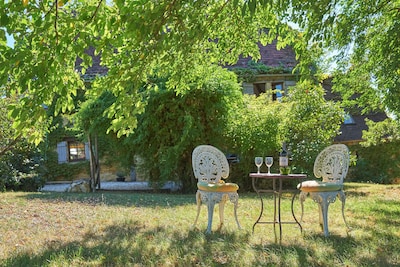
[192,145,229,184]
[313,144,350,184]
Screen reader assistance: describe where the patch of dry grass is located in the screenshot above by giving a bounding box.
[0,183,399,266]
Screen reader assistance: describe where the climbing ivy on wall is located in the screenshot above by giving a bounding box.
[231,60,295,82]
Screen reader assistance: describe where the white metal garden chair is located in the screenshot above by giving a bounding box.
[297,144,350,236]
[192,145,241,233]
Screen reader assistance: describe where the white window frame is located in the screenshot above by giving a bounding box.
[57,140,90,164]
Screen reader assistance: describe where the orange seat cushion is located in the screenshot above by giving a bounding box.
[297,180,342,192]
[197,181,239,192]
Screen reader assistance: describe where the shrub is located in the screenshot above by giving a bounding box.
[347,141,400,184]
[0,138,45,192]
[282,80,343,175]
[128,66,243,191]
[225,94,281,190]
[226,80,343,190]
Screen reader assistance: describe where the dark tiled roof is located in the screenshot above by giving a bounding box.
[77,40,297,79]
[75,47,108,80]
[335,113,388,143]
[229,40,297,69]
[322,78,388,143]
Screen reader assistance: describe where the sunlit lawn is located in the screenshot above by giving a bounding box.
[0,183,399,266]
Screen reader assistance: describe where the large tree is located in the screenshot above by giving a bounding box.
[1,0,398,143]
[283,0,400,137]
[0,0,311,143]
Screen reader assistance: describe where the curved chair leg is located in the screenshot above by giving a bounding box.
[218,199,226,230]
[219,193,241,231]
[193,191,202,228]
[310,192,332,237]
[338,191,350,230]
[206,201,216,234]
[306,190,348,237]
[299,192,307,222]
[318,203,323,229]
[233,198,241,230]
[195,191,240,233]
[319,197,330,237]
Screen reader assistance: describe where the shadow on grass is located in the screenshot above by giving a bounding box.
[6,188,399,266]
[20,192,261,209]
[374,199,400,218]
[21,191,197,208]
[345,220,400,267]
[3,218,395,267]
[1,222,296,266]
[2,221,255,266]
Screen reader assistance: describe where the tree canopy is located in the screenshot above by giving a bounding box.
[1,0,309,143]
[1,0,399,143]
[285,0,400,120]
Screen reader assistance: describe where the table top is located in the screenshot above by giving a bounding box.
[249,173,307,179]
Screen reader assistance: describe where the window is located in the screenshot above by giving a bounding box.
[253,83,266,96]
[57,141,89,163]
[272,82,283,102]
[253,82,284,101]
[344,113,355,125]
[68,141,86,162]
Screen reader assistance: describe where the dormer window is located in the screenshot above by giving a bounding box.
[253,82,284,102]
[344,113,355,125]
[272,82,283,102]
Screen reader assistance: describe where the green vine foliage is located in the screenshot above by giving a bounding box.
[0,95,45,191]
[122,71,344,191]
[73,90,127,166]
[280,80,343,175]
[231,60,294,83]
[225,93,281,189]
[41,150,89,182]
[225,80,343,189]
[124,66,243,191]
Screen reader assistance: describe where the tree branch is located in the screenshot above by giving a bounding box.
[55,0,59,45]
[73,0,104,41]
[0,134,22,157]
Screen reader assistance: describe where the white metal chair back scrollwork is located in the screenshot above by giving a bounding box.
[192,145,241,233]
[192,147,229,184]
[298,144,350,236]
[314,144,349,184]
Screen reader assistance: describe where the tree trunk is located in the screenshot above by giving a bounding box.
[94,134,100,189]
[88,133,101,192]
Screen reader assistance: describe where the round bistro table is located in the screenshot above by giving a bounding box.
[249,172,307,243]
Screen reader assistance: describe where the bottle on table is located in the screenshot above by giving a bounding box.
[279,142,290,175]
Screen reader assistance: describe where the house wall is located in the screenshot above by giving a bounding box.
[55,141,147,182]
[53,163,147,182]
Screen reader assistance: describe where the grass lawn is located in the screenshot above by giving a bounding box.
[0,182,399,266]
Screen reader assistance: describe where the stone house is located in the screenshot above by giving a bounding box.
[53,42,385,181]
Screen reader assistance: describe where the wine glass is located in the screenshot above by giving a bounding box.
[255,157,263,174]
[265,156,273,174]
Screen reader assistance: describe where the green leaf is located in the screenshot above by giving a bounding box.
[248,0,257,15]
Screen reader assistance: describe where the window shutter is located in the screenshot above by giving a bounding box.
[85,142,91,160]
[57,141,68,164]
